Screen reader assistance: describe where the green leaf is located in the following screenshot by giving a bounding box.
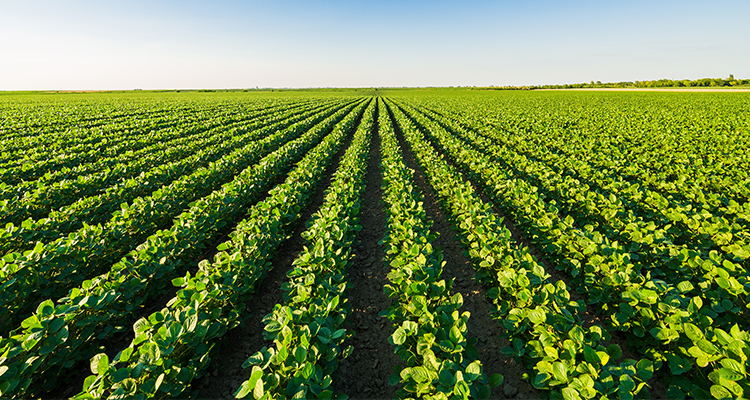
[82,375,96,391]
[235,381,252,398]
[411,366,430,383]
[490,373,504,388]
[133,318,149,334]
[619,374,636,391]
[527,309,546,324]
[235,366,262,399]
[294,346,307,363]
[154,373,165,391]
[120,378,137,395]
[666,354,691,375]
[721,358,746,376]
[465,360,481,380]
[710,384,732,399]
[552,362,567,383]
[676,281,694,293]
[140,343,161,364]
[253,374,264,399]
[583,346,600,364]
[392,327,407,345]
[718,368,744,382]
[606,344,623,360]
[90,353,109,375]
[636,359,654,380]
[449,326,462,344]
[683,323,704,342]
[439,368,455,387]
[731,246,750,259]
[690,296,703,311]
[454,380,470,397]
[562,387,582,400]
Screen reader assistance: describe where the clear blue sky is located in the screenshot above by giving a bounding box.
[1,0,748,89]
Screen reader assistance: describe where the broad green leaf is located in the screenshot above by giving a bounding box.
[90,353,109,375]
[411,366,430,383]
[392,327,407,345]
[490,373,503,388]
[562,387,582,400]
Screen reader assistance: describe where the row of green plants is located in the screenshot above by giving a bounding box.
[395,100,750,399]
[408,102,749,323]
[0,100,319,225]
[0,100,336,255]
[72,99,372,400]
[233,99,376,400]
[378,99,497,400]
[387,100,654,400]
[0,100,268,187]
[0,100,366,398]
[0,95,224,150]
[0,100,354,334]
[419,93,750,233]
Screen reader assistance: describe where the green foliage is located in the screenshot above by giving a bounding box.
[378,98,493,399]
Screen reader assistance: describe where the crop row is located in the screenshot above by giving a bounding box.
[393,99,750,399]
[0,99,366,398]
[387,99,655,400]
[379,99,496,399]
[72,99,372,399]
[233,98,376,399]
[0,99,339,255]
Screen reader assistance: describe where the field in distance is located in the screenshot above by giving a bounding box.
[1,88,749,399]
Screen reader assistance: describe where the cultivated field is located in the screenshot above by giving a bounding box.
[1,89,749,399]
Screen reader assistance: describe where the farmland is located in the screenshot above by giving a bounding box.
[1,89,749,399]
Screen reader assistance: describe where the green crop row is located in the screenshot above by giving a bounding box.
[234,99,375,400]
[379,99,497,399]
[0,100,365,398]
[388,99,655,400]
[71,99,371,400]
[392,98,750,399]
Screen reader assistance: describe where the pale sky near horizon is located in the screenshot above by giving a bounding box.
[1,0,748,90]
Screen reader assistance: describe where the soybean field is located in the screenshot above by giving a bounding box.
[1,89,750,399]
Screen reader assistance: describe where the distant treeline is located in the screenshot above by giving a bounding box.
[477,76,750,90]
